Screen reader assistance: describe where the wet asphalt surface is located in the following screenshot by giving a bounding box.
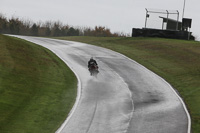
[9,35,190,133]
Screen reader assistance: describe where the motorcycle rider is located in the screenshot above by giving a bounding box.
[88,57,98,69]
[88,57,99,75]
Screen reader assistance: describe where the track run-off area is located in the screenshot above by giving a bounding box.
[9,35,191,133]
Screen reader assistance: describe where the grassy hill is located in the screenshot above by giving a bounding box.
[55,36,200,133]
[0,34,77,133]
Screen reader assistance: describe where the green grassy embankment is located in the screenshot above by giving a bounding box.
[0,34,77,133]
[55,36,200,133]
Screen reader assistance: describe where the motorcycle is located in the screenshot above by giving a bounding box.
[88,63,99,76]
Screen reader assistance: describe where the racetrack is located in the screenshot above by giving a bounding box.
[9,35,190,133]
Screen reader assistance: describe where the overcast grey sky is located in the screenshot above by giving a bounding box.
[1,0,200,39]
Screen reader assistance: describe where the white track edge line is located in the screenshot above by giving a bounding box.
[51,50,81,133]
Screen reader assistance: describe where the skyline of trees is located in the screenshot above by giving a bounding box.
[0,13,128,37]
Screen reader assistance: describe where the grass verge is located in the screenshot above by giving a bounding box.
[0,34,77,133]
[54,36,200,133]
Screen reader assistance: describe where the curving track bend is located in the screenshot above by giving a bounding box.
[9,35,190,133]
